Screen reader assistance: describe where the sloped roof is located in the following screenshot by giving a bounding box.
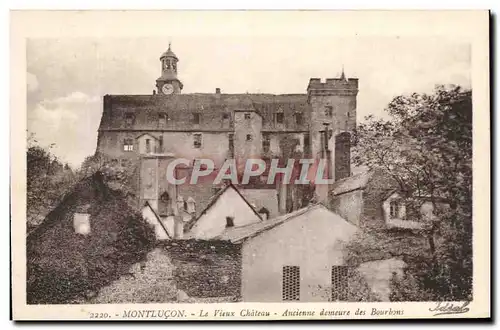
[143,201,172,239]
[99,93,310,132]
[26,171,154,304]
[135,132,160,140]
[216,203,343,243]
[330,170,374,196]
[184,183,262,232]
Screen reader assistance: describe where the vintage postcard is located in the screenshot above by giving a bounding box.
[11,10,490,320]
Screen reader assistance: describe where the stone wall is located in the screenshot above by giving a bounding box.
[160,240,242,300]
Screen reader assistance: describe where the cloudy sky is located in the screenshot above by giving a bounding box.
[27,37,470,167]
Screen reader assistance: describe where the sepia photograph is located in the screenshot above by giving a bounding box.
[11,10,490,320]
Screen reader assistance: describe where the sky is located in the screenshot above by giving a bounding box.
[26,37,471,167]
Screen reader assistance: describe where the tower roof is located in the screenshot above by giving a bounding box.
[160,43,178,60]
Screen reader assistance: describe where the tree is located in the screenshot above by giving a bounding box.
[350,85,472,301]
[27,133,77,229]
[77,153,140,210]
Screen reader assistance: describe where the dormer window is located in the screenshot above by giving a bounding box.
[125,113,135,125]
[159,113,168,125]
[192,113,201,124]
[295,112,303,125]
[145,139,151,154]
[276,112,284,124]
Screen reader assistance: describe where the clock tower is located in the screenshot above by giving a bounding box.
[156,43,183,95]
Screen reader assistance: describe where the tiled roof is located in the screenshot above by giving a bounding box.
[215,203,341,243]
[98,93,310,132]
[330,170,374,196]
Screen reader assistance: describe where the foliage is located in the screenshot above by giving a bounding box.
[26,133,77,230]
[78,153,139,209]
[311,268,381,302]
[350,85,472,301]
[26,182,156,304]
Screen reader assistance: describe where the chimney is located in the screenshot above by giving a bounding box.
[153,90,156,95]
[335,132,351,181]
[215,88,221,94]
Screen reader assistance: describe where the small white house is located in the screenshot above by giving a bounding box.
[383,191,449,230]
[186,184,263,240]
[217,204,358,302]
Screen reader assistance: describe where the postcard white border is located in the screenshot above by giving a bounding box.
[10,10,490,320]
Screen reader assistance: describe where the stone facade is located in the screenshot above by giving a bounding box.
[95,44,359,215]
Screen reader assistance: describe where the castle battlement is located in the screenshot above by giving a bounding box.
[307,77,358,91]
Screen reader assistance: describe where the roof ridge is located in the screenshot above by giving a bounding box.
[227,203,324,243]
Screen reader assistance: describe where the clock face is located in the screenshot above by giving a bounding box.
[162,84,174,95]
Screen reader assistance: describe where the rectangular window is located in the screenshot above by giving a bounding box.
[246,134,253,141]
[331,266,348,301]
[226,216,234,228]
[228,133,234,158]
[295,112,303,125]
[325,106,333,117]
[123,139,134,152]
[262,133,270,153]
[193,133,202,148]
[125,113,134,125]
[304,133,310,152]
[192,113,201,124]
[244,113,251,119]
[282,266,300,301]
[390,200,399,218]
[222,113,230,120]
[145,139,151,153]
[159,113,168,125]
[276,112,284,124]
[158,135,164,153]
[73,213,90,235]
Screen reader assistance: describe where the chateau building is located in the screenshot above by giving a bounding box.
[96,44,359,218]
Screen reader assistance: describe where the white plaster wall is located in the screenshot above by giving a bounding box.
[189,187,261,239]
[241,207,358,302]
[141,206,173,240]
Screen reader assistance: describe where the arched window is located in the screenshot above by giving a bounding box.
[158,191,171,216]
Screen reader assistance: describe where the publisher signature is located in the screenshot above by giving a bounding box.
[429,301,470,316]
